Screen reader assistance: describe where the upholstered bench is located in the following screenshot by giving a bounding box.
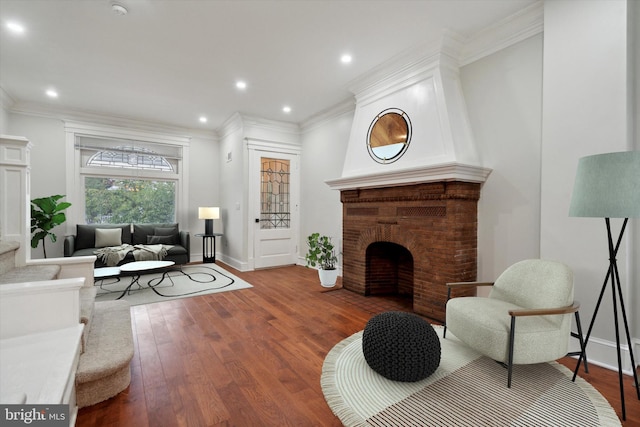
[362,311,441,382]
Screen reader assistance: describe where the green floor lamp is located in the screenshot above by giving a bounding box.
[569,151,640,421]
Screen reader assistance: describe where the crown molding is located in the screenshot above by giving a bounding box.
[347,35,450,100]
[460,1,544,66]
[219,112,301,146]
[300,98,355,133]
[8,101,217,141]
[0,87,15,111]
[240,113,300,135]
[64,120,192,145]
[346,1,543,101]
[218,112,244,140]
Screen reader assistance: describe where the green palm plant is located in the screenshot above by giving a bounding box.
[30,194,71,258]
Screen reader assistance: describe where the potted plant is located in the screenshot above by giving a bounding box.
[305,232,339,287]
[30,194,71,258]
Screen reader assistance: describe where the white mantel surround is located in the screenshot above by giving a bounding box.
[325,162,491,191]
[327,32,491,190]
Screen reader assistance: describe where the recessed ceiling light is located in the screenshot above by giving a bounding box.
[6,21,25,34]
[199,116,208,123]
[46,89,58,98]
[282,106,291,114]
[236,81,247,90]
[341,54,352,64]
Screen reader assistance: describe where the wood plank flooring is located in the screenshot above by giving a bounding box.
[77,263,639,426]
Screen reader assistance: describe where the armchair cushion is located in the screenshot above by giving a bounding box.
[489,260,574,312]
[446,297,570,364]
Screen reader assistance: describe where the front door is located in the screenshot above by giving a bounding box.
[252,153,299,269]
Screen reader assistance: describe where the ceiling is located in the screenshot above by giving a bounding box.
[0,0,537,134]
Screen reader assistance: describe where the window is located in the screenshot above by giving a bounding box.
[260,157,290,229]
[73,133,184,225]
[86,145,174,171]
[84,177,176,224]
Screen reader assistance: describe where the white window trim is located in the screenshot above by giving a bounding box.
[65,121,190,233]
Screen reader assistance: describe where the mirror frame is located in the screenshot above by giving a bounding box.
[366,108,412,164]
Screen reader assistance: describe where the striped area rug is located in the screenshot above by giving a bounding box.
[321,326,621,427]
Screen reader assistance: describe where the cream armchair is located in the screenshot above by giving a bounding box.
[444,259,587,387]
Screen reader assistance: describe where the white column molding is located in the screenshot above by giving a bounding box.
[0,135,32,266]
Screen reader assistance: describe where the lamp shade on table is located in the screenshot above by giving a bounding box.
[198,207,220,235]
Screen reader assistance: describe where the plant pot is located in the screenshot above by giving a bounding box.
[318,268,339,288]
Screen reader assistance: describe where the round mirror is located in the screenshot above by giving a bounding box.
[367,108,412,164]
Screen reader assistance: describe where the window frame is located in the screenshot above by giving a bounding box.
[65,121,190,233]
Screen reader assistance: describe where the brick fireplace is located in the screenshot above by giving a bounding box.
[340,181,480,322]
[326,33,492,322]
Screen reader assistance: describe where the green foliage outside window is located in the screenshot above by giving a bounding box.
[85,177,175,224]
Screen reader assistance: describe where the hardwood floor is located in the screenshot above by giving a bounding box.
[77,264,639,426]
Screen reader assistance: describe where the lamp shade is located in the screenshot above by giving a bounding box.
[569,151,640,218]
[198,207,220,220]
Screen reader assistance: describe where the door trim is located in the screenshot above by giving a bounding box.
[246,138,301,270]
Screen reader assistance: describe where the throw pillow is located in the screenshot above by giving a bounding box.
[147,235,175,245]
[95,228,122,248]
[154,227,179,244]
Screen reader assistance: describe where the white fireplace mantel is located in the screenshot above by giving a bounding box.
[325,162,492,191]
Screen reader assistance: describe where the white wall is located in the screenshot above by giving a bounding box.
[299,108,354,270]
[541,0,638,371]
[0,102,9,135]
[218,117,247,270]
[460,34,543,281]
[188,135,220,262]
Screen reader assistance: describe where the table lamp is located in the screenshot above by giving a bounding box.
[569,151,640,420]
[198,207,219,235]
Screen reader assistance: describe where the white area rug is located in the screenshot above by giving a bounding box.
[94,264,252,306]
[322,325,621,427]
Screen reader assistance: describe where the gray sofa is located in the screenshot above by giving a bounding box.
[64,223,190,268]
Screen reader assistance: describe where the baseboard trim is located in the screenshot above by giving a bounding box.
[570,334,638,375]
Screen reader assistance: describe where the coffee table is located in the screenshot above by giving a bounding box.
[94,266,121,280]
[117,260,176,299]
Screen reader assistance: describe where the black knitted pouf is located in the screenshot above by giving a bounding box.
[362,311,441,382]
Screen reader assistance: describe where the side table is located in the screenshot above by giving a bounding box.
[195,233,223,263]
